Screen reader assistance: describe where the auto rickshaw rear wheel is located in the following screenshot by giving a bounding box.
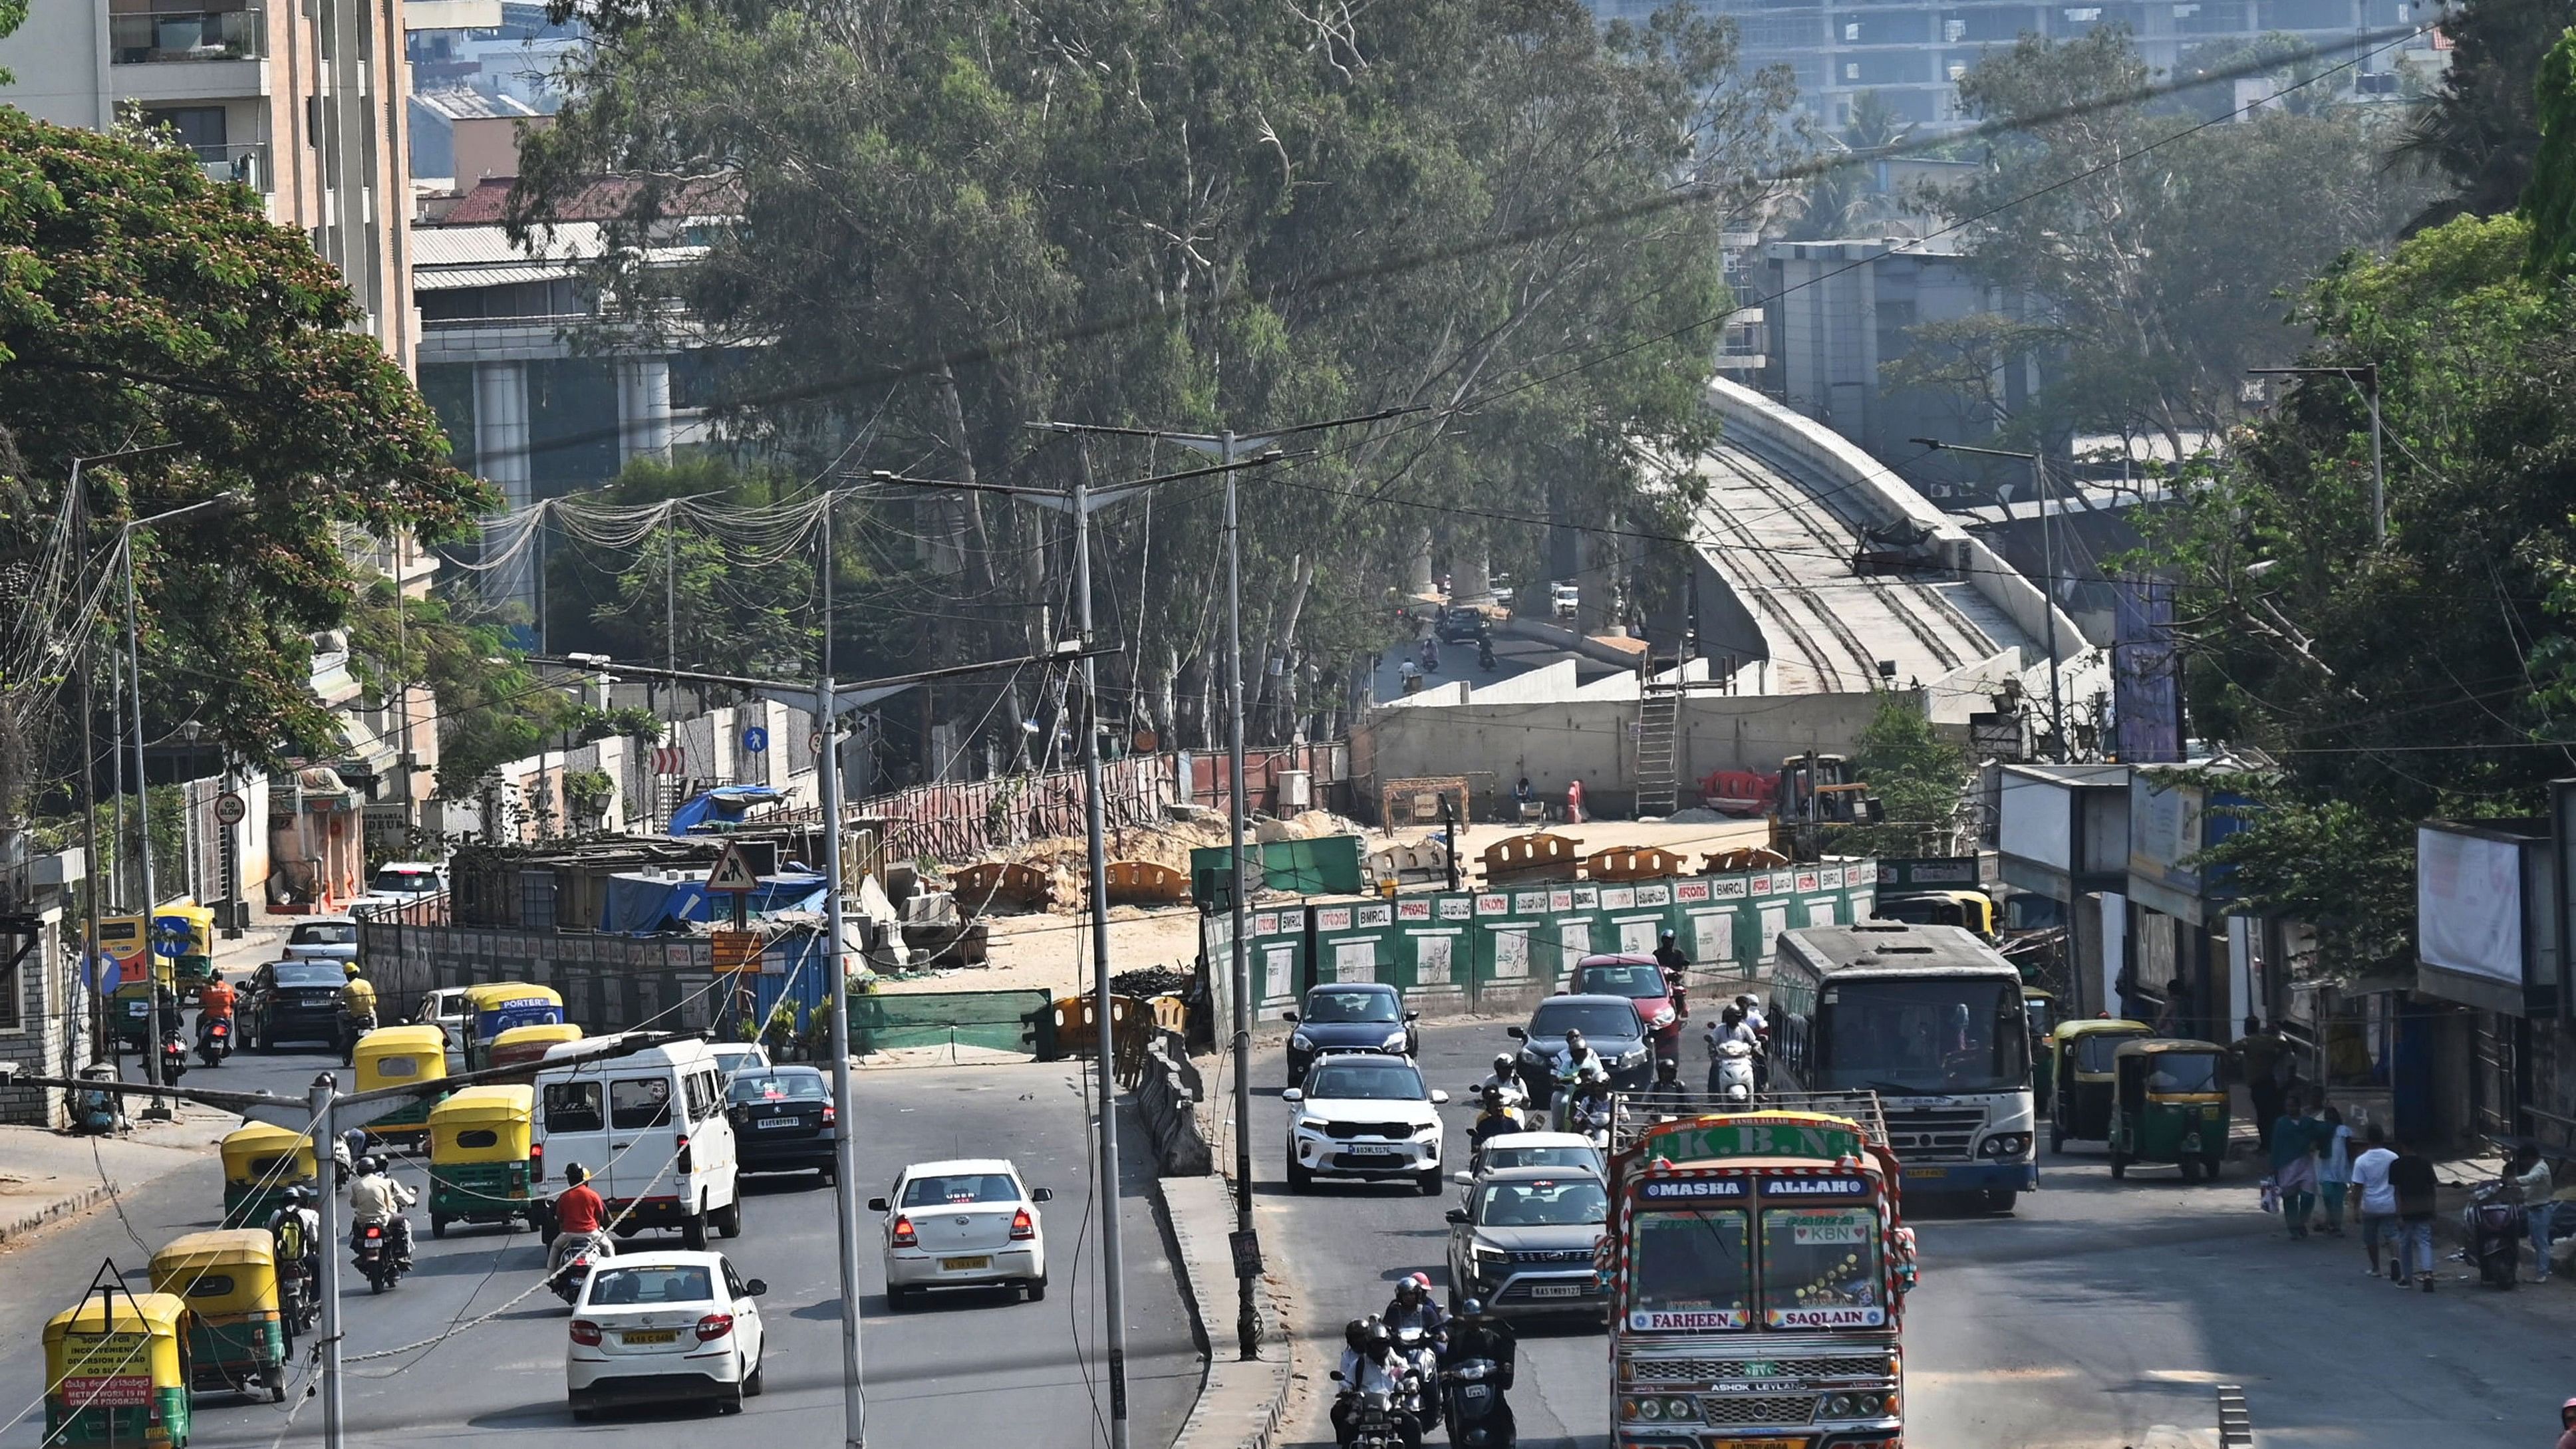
[2108,1152,2128,1180]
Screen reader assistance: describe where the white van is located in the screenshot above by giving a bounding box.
[533,1037,743,1247]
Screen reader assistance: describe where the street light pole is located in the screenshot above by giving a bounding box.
[2249,364,2384,542]
[1912,438,2067,760]
[1217,432,1260,1360]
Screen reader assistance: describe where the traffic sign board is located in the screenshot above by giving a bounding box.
[704,843,760,894]
[711,930,761,974]
[741,725,769,753]
[214,791,247,826]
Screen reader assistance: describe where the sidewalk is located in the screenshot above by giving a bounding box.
[0,1105,236,1252]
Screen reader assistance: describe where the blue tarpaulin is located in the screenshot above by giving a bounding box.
[598,869,829,934]
[668,785,784,839]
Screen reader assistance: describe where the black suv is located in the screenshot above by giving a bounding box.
[1283,982,1420,1087]
[245,959,349,1050]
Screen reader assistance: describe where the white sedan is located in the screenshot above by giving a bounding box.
[566,1251,767,1419]
[870,1158,1053,1307]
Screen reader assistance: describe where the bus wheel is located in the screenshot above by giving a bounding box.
[1983,1189,2020,1214]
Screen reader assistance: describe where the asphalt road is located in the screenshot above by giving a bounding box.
[1254,1020,2576,1449]
[0,1025,1196,1449]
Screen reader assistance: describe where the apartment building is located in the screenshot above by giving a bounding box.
[1588,0,2434,129]
[0,0,498,368]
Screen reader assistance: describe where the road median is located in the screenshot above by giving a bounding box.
[1159,1158,1294,1449]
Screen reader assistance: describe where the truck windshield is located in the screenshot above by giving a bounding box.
[1759,1206,1885,1329]
[2146,1053,2221,1093]
[1626,1210,1751,1331]
[1815,977,2026,1094]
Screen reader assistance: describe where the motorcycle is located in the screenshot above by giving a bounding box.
[1389,1325,1442,1430]
[549,1230,617,1305]
[198,1016,232,1067]
[352,1220,407,1294]
[1442,1357,1516,1448]
[277,1252,321,1335]
[1476,636,1497,672]
[1332,1370,1419,1449]
[1469,1100,1527,1152]
[2467,1182,2521,1289]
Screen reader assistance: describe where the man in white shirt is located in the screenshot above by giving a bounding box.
[1332,1317,1422,1446]
[2349,1122,2400,1279]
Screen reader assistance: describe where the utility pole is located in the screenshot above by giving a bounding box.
[310,1075,346,1446]
[1019,407,1416,1361]
[1914,438,2068,761]
[2249,364,2384,542]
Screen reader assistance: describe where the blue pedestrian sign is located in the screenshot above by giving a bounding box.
[741,725,770,754]
[150,918,190,959]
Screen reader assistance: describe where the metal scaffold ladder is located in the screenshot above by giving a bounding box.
[1635,668,1682,818]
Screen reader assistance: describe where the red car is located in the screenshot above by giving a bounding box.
[1569,954,1685,1057]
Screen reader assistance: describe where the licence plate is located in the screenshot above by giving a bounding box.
[1733,1440,1804,1449]
[1910,1166,1947,1178]
[1530,1284,1584,1299]
[621,1329,677,1345]
[756,1117,801,1130]
[940,1255,991,1271]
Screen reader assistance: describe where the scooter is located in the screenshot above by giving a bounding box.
[158,1030,189,1087]
[549,1230,617,1305]
[2468,1182,2521,1289]
[1389,1325,1443,1431]
[352,1220,408,1294]
[198,1016,232,1067]
[1708,1035,1755,1105]
[1443,1357,1516,1448]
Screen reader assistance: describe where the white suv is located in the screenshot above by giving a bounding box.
[350,860,446,918]
[1283,1052,1449,1196]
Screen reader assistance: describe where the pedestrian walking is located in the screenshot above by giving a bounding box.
[2390,1137,2440,1291]
[2231,1018,2291,1152]
[2270,1091,2321,1240]
[2351,1123,2399,1277]
[2315,1105,2353,1237]
[2508,1143,2555,1283]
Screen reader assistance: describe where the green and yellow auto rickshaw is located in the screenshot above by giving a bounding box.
[352,1023,449,1149]
[2108,1037,2231,1183]
[460,983,565,1071]
[150,1230,289,1403]
[162,905,217,1003]
[44,1287,193,1446]
[217,1123,317,1230]
[427,1085,541,1237]
[2047,1017,2152,1152]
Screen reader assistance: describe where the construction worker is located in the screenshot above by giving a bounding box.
[338,964,378,1066]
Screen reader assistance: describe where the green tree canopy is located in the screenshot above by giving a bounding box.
[2521,25,2576,277]
[0,109,488,825]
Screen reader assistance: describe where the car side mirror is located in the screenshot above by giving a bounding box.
[1404,1011,1420,1022]
[1031,1188,1054,1202]
[744,1278,768,1297]
[1282,1011,1300,1023]
[1452,1171,1473,1185]
[1429,1089,1450,1105]
[867,1197,889,1213]
[1280,1089,1303,1104]
[1329,1371,1346,1384]
[1506,1027,1526,1041]
[1444,1208,1469,1225]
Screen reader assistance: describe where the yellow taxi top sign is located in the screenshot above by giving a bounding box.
[704,844,760,894]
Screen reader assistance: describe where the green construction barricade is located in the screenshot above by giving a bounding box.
[1667,876,1748,976]
[1596,881,1674,960]
[1312,901,1405,989]
[1391,894,1475,1012]
[1205,904,1312,1024]
[1471,888,1554,1006]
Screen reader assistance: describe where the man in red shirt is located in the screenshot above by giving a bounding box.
[554,1164,606,1236]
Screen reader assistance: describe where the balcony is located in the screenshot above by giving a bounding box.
[111,7,264,63]
[186,142,269,192]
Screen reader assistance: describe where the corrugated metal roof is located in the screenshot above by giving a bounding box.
[412,262,575,291]
[408,221,603,267]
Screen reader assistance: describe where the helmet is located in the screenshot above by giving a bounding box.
[564,1163,590,1187]
[1659,929,1676,942]
[1363,1317,1393,1353]
[1394,1275,1428,1304]
[358,1156,382,1176]
[284,1185,315,1207]
[1655,1057,1679,1081]
[1346,1317,1371,1351]
[1459,1298,1485,1317]
[2563,1397,2576,1426]
[345,962,362,978]
[1493,1052,1516,1075]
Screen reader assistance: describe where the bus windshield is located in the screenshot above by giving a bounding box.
[1815,977,2026,1094]
[1759,1206,1886,1329]
[1626,1210,1751,1331]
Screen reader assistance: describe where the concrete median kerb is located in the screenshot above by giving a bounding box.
[0,1111,232,1253]
[1160,1137,1294,1449]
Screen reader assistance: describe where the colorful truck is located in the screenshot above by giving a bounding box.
[1602,1091,1914,1449]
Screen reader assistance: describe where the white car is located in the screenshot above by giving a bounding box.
[870,1158,1052,1307]
[350,860,446,918]
[710,1042,770,1084]
[565,1251,767,1419]
[280,916,358,965]
[412,988,471,1054]
[1283,1052,1450,1194]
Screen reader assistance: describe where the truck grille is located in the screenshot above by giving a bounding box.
[1698,1394,1816,1426]
[1632,1355,1887,1382]
[1321,1121,1413,1139]
[1883,1107,1986,1159]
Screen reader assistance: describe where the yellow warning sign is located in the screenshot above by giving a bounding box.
[704,844,759,894]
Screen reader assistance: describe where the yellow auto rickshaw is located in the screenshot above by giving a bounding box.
[462,983,566,1071]
[100,913,174,1051]
[218,1123,317,1230]
[149,1230,289,1403]
[45,1286,193,1446]
[2047,1017,2152,1152]
[488,1021,583,1077]
[427,1085,541,1238]
[162,904,217,1003]
[2108,1037,2232,1183]
[351,1023,450,1148]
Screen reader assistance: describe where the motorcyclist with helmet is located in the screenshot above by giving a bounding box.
[1381,1277,1450,1432]
[267,1184,322,1328]
[1478,1052,1528,1110]
[1637,1055,1693,1117]
[1441,1297,1518,1438]
[1471,1084,1526,1152]
[347,1154,417,1267]
[1332,1315,1422,1447]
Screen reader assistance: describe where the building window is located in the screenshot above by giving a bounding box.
[1949,59,1969,78]
[1844,61,1862,80]
[1874,299,1917,363]
[2172,3,2199,13]
[1844,19,1862,39]
[0,942,21,1031]
[1945,17,1967,40]
[2063,6,2102,19]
